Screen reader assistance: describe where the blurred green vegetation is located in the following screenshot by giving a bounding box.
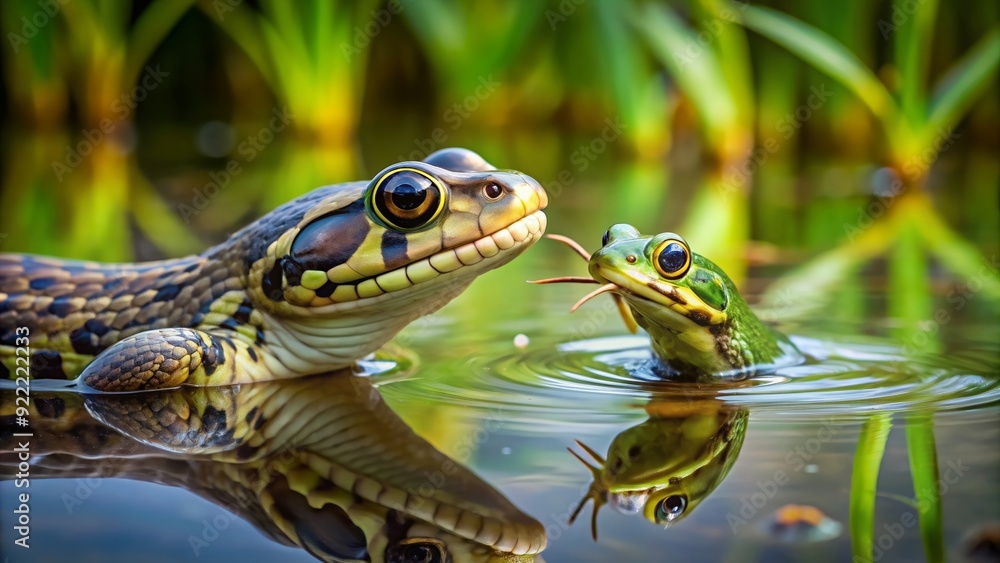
[0,6,995,560]
[1,0,998,319]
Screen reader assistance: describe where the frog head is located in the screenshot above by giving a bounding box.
[535,225,799,379]
[568,403,748,539]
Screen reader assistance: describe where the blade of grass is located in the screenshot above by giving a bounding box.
[398,0,464,58]
[128,172,204,257]
[889,217,934,347]
[196,0,276,85]
[262,1,311,70]
[630,2,739,149]
[123,0,197,89]
[591,0,649,142]
[926,27,1000,142]
[697,0,754,125]
[894,0,938,129]
[914,193,1000,301]
[740,6,902,143]
[760,207,896,320]
[476,2,548,78]
[906,413,944,563]
[850,413,893,563]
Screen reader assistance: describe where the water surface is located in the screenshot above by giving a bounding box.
[4,259,997,562]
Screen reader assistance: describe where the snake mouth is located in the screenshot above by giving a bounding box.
[311,211,547,307]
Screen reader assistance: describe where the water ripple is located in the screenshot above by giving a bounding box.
[378,335,1000,419]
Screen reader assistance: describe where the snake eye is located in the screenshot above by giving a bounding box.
[386,541,443,563]
[602,229,611,246]
[653,239,691,279]
[483,182,503,200]
[655,495,688,523]
[371,169,445,231]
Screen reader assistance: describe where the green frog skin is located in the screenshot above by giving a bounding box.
[568,400,748,539]
[538,225,802,380]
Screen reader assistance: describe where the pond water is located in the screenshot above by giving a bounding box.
[1,134,998,561]
[2,257,997,562]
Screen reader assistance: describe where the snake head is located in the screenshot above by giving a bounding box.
[250,148,547,313]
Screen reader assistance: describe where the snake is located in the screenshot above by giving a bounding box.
[0,148,547,391]
[532,224,802,380]
[0,372,546,561]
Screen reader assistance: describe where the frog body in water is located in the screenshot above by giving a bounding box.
[538,225,802,380]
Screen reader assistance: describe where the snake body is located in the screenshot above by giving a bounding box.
[0,373,546,561]
[0,148,547,391]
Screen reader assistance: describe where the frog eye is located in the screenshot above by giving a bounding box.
[386,541,444,563]
[653,239,691,279]
[655,495,688,523]
[371,169,445,231]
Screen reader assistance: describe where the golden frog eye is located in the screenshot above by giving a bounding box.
[371,168,445,231]
[653,239,691,279]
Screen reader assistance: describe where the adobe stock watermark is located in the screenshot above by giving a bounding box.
[853,458,969,563]
[61,458,122,515]
[210,0,242,21]
[901,127,959,179]
[545,0,585,30]
[544,116,625,199]
[404,407,511,513]
[6,0,69,54]
[397,75,501,162]
[671,0,748,69]
[842,128,958,242]
[893,254,999,367]
[877,0,931,39]
[189,440,301,556]
[51,65,170,182]
[391,275,477,349]
[721,83,834,194]
[727,418,840,533]
[176,106,293,224]
[340,0,403,59]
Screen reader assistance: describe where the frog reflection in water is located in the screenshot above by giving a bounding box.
[568,399,748,539]
[533,225,802,380]
[0,374,545,562]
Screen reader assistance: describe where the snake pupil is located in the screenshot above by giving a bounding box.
[402,544,440,563]
[391,184,426,210]
[372,170,443,231]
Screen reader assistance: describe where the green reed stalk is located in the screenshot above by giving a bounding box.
[850,413,893,562]
[905,413,944,563]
